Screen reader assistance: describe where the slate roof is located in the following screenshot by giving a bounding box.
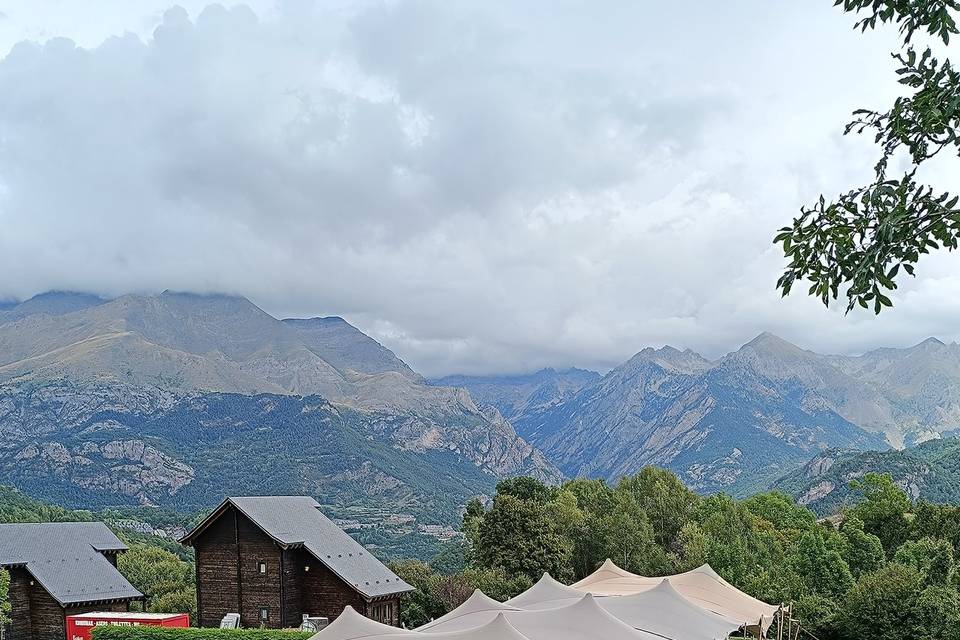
[0,522,143,605]
[181,496,413,599]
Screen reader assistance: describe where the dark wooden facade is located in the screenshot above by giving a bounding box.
[191,505,400,629]
[5,567,131,640]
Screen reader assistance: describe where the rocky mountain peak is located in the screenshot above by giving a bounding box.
[739,331,805,355]
[0,290,109,323]
[621,344,711,375]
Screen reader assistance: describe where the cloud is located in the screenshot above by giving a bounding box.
[1,0,958,376]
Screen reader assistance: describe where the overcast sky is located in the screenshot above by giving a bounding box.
[1,1,958,376]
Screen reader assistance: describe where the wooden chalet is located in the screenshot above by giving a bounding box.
[0,522,144,640]
[180,497,413,629]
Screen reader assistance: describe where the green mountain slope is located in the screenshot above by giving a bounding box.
[0,291,560,543]
[771,438,960,515]
[1,391,498,523]
[0,484,95,522]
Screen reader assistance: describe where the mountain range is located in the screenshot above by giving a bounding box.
[442,333,960,495]
[0,291,559,528]
[4,290,960,527]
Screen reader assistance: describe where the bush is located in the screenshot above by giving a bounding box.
[836,563,923,640]
[92,626,314,640]
[793,594,839,639]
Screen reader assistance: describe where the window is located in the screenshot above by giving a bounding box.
[259,608,269,621]
[371,603,391,624]
[257,561,267,574]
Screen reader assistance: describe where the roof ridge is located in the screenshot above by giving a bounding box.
[181,496,413,599]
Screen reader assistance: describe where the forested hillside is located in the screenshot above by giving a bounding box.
[773,438,960,515]
[0,484,95,522]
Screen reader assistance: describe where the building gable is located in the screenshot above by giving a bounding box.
[182,497,412,600]
[0,523,142,606]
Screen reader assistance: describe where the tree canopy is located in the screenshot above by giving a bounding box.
[117,545,196,621]
[776,0,960,313]
[0,569,11,633]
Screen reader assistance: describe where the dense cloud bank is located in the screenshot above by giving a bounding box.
[0,1,958,375]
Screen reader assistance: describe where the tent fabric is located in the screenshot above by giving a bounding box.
[419,593,662,640]
[309,605,416,640]
[600,580,743,640]
[311,608,530,640]
[572,560,779,632]
[421,590,520,631]
[507,575,741,640]
[505,574,584,610]
[405,615,530,640]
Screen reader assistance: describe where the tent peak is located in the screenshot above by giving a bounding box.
[416,586,517,631]
[309,603,414,640]
[505,571,584,609]
[462,588,505,606]
[484,613,520,635]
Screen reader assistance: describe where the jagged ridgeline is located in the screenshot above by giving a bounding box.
[440,334,960,496]
[0,291,561,526]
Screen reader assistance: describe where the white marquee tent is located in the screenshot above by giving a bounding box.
[310,606,531,640]
[572,560,780,632]
[311,562,779,640]
[505,573,584,609]
[421,590,520,630]
[506,573,742,640]
[309,606,416,640]
[600,580,744,640]
[419,592,662,640]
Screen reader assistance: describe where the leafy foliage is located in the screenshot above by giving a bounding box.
[836,516,886,578]
[0,569,11,631]
[776,0,960,312]
[850,473,913,555]
[0,485,94,523]
[118,545,196,621]
[91,627,312,640]
[836,563,925,640]
[792,531,855,599]
[894,537,955,584]
[475,494,572,582]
